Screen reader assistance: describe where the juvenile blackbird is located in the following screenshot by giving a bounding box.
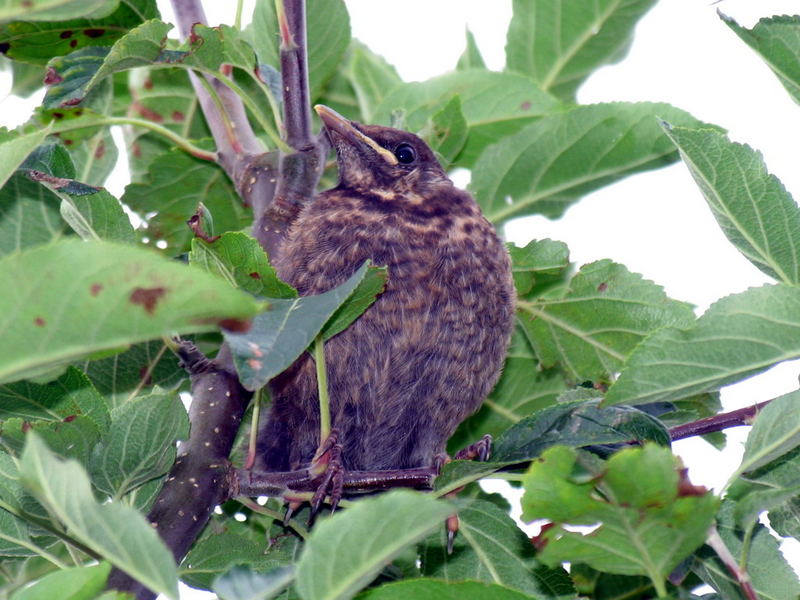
[257,105,515,480]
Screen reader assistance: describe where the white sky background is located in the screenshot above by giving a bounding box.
[3,0,800,596]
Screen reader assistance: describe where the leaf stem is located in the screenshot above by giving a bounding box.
[0,532,68,569]
[668,399,770,442]
[314,335,331,444]
[52,116,218,162]
[244,388,262,470]
[234,0,244,29]
[706,525,758,600]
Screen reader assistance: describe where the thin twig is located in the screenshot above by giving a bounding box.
[706,525,758,600]
[668,400,771,441]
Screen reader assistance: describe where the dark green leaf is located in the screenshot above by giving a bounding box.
[79,341,184,409]
[0,239,260,385]
[664,125,800,285]
[1,415,101,465]
[295,490,453,600]
[43,19,171,108]
[0,171,66,256]
[505,0,658,101]
[473,102,712,223]
[123,147,250,255]
[189,232,297,299]
[89,391,188,498]
[320,265,386,340]
[492,398,670,464]
[225,262,372,390]
[0,366,110,431]
[19,433,179,599]
[20,141,75,178]
[0,0,160,64]
[607,284,800,406]
[518,259,694,382]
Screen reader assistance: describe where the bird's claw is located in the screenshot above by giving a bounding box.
[454,434,492,462]
[308,429,345,525]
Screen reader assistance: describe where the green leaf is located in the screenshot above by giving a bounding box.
[0,0,160,64]
[248,0,350,100]
[10,61,45,97]
[433,461,509,497]
[79,341,184,409]
[664,125,800,285]
[0,366,110,431]
[724,14,800,107]
[19,433,179,599]
[606,283,800,406]
[456,28,486,71]
[43,19,171,108]
[518,260,694,382]
[295,490,453,600]
[420,499,573,598]
[1,415,101,465]
[0,127,52,189]
[225,262,373,390]
[21,140,75,178]
[89,391,188,498]
[70,127,118,186]
[491,398,670,464]
[344,40,403,122]
[733,485,800,530]
[0,0,118,23]
[213,565,295,600]
[189,232,297,299]
[0,450,38,557]
[423,95,468,166]
[505,0,658,101]
[123,147,250,255]
[0,171,66,256]
[358,580,541,600]
[509,238,571,297]
[0,239,260,384]
[372,70,560,167]
[320,265,386,340]
[9,562,111,600]
[522,445,717,581]
[691,500,800,600]
[472,102,712,223]
[734,390,800,478]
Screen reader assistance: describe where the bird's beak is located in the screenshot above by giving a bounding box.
[314,104,398,166]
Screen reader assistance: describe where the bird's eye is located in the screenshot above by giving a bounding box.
[394,143,416,164]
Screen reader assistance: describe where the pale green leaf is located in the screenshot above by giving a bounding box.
[0,239,260,384]
[0,127,51,190]
[0,0,118,23]
[505,0,658,100]
[10,562,111,600]
[19,433,178,599]
[456,28,486,71]
[358,580,540,600]
[472,102,711,223]
[518,259,694,382]
[295,490,453,600]
[724,14,800,106]
[607,283,800,406]
[213,565,295,600]
[734,390,800,478]
[664,125,800,285]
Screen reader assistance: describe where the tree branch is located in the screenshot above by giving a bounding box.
[668,400,771,442]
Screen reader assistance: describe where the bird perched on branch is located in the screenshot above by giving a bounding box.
[257,105,515,505]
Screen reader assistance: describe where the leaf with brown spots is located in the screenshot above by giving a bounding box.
[0,239,260,385]
[0,0,159,64]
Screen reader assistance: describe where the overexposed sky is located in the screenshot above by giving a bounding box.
[2,1,800,596]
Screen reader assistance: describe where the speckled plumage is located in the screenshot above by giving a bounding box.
[257,108,515,473]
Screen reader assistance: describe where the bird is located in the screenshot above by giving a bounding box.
[256,105,515,497]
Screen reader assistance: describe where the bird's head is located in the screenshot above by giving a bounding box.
[315,105,450,199]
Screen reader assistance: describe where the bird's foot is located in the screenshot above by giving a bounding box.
[454,434,492,462]
[307,429,345,524]
[434,434,493,554]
